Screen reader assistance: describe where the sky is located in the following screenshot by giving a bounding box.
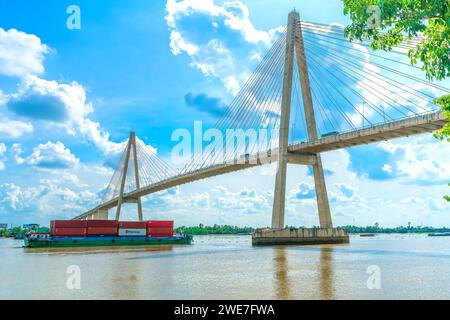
[0,0,449,228]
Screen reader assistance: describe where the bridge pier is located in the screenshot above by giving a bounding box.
[266,11,348,245]
[253,228,349,245]
[97,209,108,220]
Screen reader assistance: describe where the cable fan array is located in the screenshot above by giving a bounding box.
[102,138,177,202]
[291,20,449,142]
[100,19,449,203]
[179,28,288,175]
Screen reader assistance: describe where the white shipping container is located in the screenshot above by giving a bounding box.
[118,228,147,236]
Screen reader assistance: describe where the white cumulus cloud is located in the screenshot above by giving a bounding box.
[0,28,149,157]
[2,75,129,155]
[0,142,6,171]
[0,28,49,77]
[14,141,79,169]
[165,0,283,94]
[378,135,450,184]
[7,75,93,123]
[0,116,33,138]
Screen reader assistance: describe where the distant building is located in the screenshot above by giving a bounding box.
[23,224,39,230]
[0,223,7,230]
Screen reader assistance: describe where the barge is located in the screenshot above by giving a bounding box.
[23,219,192,248]
[428,232,450,237]
[24,234,192,248]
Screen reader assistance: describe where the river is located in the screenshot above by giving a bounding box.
[1,234,450,299]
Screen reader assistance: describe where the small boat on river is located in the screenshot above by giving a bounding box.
[428,232,450,237]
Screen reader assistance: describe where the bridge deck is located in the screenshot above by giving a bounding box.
[289,111,446,154]
[74,110,447,220]
[73,153,277,220]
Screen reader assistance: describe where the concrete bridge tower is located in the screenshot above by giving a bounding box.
[254,11,349,245]
[272,11,332,230]
[115,131,143,221]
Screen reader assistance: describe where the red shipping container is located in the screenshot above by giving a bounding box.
[148,228,173,233]
[119,221,147,229]
[51,228,87,237]
[87,220,118,228]
[147,220,174,228]
[51,220,87,229]
[149,233,173,237]
[87,227,118,236]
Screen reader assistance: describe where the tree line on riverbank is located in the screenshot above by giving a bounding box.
[175,224,450,235]
[2,224,449,238]
[340,225,450,234]
[0,227,49,239]
[175,224,254,235]
[0,227,28,238]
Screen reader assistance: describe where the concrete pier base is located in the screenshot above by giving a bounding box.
[252,228,349,246]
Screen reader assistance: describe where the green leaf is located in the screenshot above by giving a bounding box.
[341,0,450,81]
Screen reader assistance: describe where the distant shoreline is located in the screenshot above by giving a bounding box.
[2,224,449,238]
[175,225,450,236]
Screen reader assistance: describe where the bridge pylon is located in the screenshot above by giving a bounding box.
[271,11,333,229]
[114,131,143,221]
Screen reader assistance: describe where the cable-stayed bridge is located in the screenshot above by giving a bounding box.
[74,12,449,229]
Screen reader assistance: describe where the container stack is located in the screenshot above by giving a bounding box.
[50,220,175,238]
[50,220,87,237]
[147,220,174,237]
[87,220,118,236]
[118,221,147,237]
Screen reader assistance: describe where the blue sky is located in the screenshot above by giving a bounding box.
[0,0,449,227]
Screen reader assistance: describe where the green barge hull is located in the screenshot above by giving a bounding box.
[24,234,192,248]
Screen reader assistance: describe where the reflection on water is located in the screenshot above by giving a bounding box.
[273,246,336,300]
[24,245,175,255]
[319,247,334,300]
[2,234,450,299]
[273,247,290,299]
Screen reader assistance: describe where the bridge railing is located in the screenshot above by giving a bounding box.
[291,109,444,146]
